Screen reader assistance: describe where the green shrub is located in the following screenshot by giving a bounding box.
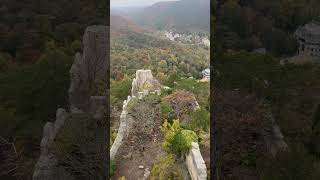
[160,101,176,122]
[144,94,161,104]
[150,154,183,180]
[172,129,198,155]
[110,128,117,146]
[0,48,72,138]
[258,143,317,180]
[53,113,107,179]
[110,76,132,103]
[110,160,116,177]
[161,120,198,157]
[190,108,210,131]
[127,98,139,113]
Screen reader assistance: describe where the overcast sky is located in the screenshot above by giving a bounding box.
[111,0,178,8]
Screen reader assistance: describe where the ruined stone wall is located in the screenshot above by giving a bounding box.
[110,70,161,160]
[131,69,161,97]
[111,69,208,179]
[186,142,207,180]
[110,96,133,160]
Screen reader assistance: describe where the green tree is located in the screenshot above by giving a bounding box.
[160,120,198,157]
[34,14,52,35]
[110,76,132,106]
[191,108,210,131]
[160,101,176,122]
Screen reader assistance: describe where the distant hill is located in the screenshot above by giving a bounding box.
[110,15,146,35]
[126,0,210,34]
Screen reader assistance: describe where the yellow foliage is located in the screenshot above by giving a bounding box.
[160,119,181,151]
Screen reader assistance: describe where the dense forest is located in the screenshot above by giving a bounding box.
[216,0,320,56]
[214,0,320,179]
[0,0,106,179]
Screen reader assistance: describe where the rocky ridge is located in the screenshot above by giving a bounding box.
[33,25,108,180]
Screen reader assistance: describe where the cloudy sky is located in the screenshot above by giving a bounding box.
[111,0,178,8]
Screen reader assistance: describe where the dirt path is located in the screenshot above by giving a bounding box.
[112,100,166,180]
[113,131,166,180]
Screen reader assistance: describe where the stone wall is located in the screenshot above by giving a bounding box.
[110,69,162,160]
[110,96,134,160]
[111,69,207,179]
[186,142,207,180]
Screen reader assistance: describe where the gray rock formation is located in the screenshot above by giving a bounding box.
[90,96,107,119]
[264,113,288,156]
[186,142,207,180]
[33,25,109,180]
[33,108,68,180]
[69,25,108,112]
[110,96,134,160]
[131,70,161,97]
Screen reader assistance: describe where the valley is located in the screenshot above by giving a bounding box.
[110,0,210,179]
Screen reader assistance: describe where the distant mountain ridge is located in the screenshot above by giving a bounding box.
[122,0,210,34]
[110,15,146,34]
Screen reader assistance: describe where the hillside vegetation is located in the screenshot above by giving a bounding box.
[213,0,320,179]
[0,1,106,179]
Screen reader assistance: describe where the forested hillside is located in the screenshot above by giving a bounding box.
[216,0,320,56]
[115,0,210,34]
[0,1,106,179]
[213,0,320,179]
[110,16,210,81]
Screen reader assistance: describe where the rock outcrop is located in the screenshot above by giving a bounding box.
[33,109,69,180]
[33,25,108,180]
[186,142,207,180]
[264,113,288,156]
[69,25,108,113]
[131,70,161,97]
[111,69,161,160]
